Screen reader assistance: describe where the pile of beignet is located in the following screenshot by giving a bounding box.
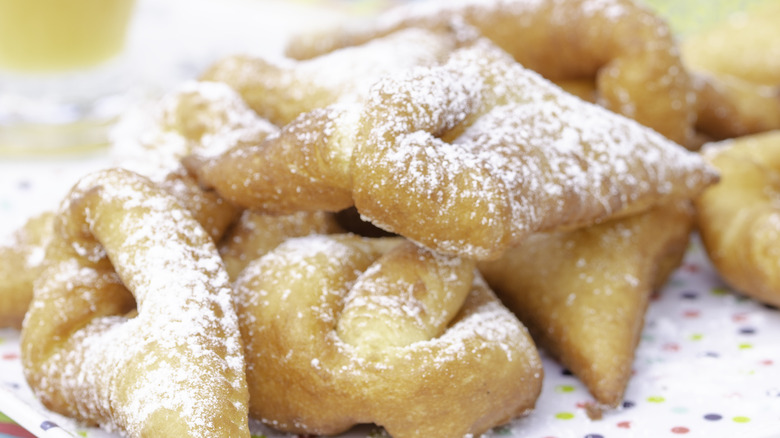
[1,0,779,436]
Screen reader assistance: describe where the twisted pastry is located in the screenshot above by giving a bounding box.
[235,234,542,437]
[202,27,461,126]
[0,212,54,328]
[21,168,250,437]
[694,130,780,307]
[219,209,343,280]
[479,200,695,408]
[286,0,697,146]
[190,39,717,260]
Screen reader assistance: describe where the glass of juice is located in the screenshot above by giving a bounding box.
[0,0,137,155]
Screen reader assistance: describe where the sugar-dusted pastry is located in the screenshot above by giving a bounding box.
[202,27,461,126]
[234,234,542,437]
[219,209,343,280]
[189,38,717,260]
[0,211,54,328]
[21,168,250,437]
[694,130,780,307]
[121,79,280,178]
[286,0,697,146]
[479,200,695,407]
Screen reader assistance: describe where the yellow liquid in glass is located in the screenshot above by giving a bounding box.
[0,0,135,71]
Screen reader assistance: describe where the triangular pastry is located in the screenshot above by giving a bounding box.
[478,201,695,407]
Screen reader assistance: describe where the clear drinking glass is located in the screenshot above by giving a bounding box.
[0,0,137,155]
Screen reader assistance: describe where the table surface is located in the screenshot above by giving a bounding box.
[2,0,780,437]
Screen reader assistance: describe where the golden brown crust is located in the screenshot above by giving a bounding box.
[694,130,780,307]
[692,73,780,141]
[21,168,250,437]
[189,39,717,261]
[286,0,697,146]
[351,40,715,259]
[235,234,542,437]
[478,200,695,407]
[218,210,343,280]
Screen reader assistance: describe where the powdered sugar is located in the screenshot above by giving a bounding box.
[23,168,248,436]
[353,39,716,258]
[111,80,278,180]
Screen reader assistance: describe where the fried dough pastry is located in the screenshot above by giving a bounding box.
[681,1,780,88]
[201,27,461,126]
[681,2,780,141]
[189,39,717,260]
[234,234,542,437]
[286,0,697,146]
[219,209,343,280]
[0,212,54,328]
[21,168,250,437]
[694,130,780,307]
[692,74,780,142]
[479,201,695,408]
[127,80,280,177]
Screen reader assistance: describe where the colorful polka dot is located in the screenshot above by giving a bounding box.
[739,327,756,335]
[711,287,729,296]
[622,400,635,409]
[555,385,576,393]
[733,416,751,423]
[689,333,703,341]
[663,342,681,352]
[1,352,18,361]
[671,426,690,434]
[40,421,60,431]
[681,290,699,299]
[555,412,575,420]
[738,343,753,350]
[704,413,723,421]
[647,396,666,403]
